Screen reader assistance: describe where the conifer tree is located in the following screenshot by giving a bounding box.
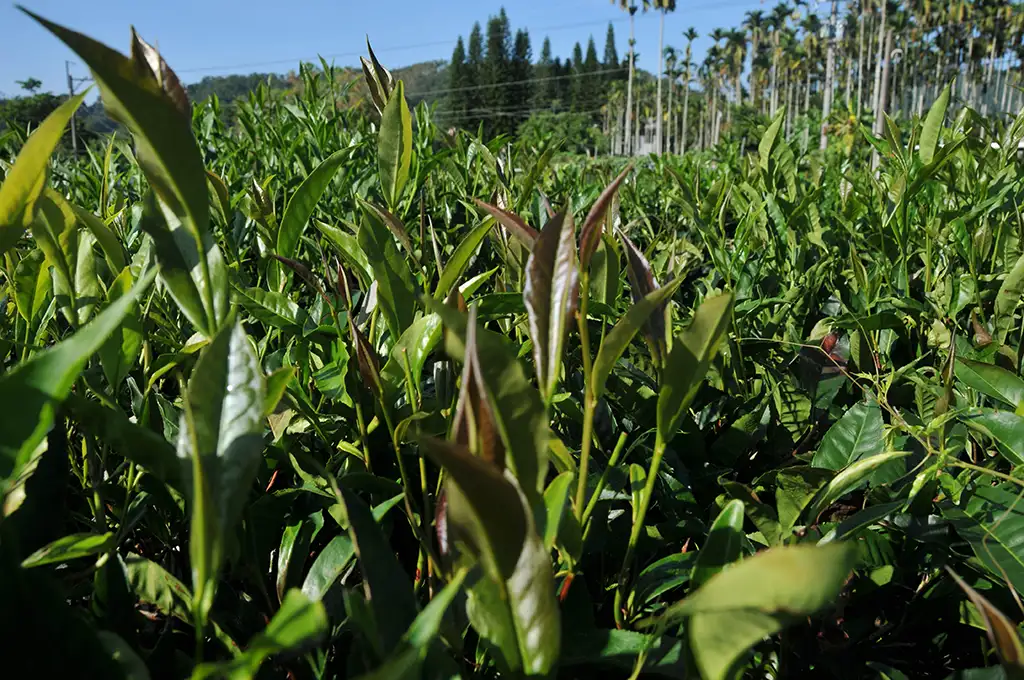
[466,22,484,128]
[447,37,469,127]
[583,37,601,114]
[570,42,585,111]
[511,29,533,124]
[533,37,555,110]
[603,23,620,75]
[483,8,513,135]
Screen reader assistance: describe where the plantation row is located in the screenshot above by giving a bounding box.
[3,8,1024,680]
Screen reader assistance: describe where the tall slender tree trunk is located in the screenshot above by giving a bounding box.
[625,9,636,155]
[856,7,866,114]
[656,11,665,154]
[682,72,691,153]
[821,0,838,149]
[845,31,854,109]
[667,72,674,154]
[870,0,887,124]
[785,71,795,139]
[872,29,893,171]
[770,32,780,116]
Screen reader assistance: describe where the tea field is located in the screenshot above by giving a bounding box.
[3,9,1024,680]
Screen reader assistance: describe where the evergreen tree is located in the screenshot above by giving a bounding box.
[603,23,620,74]
[533,36,554,109]
[552,57,568,108]
[583,37,601,114]
[466,23,484,128]
[483,8,512,135]
[511,29,533,124]
[447,37,469,127]
[570,42,585,112]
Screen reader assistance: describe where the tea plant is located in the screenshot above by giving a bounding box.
[3,9,1024,680]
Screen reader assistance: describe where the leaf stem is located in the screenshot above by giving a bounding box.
[615,435,666,627]
[582,431,629,530]
[575,271,594,519]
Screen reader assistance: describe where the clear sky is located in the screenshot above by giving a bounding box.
[2,0,791,100]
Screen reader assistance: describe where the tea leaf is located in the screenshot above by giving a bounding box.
[524,211,578,403]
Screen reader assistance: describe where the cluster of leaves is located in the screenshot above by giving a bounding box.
[4,9,1024,680]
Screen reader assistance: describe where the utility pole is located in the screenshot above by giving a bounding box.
[66,60,78,155]
[820,0,838,150]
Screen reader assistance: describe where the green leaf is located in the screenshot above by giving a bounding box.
[562,628,685,678]
[691,499,745,588]
[656,292,734,446]
[587,235,620,307]
[21,532,114,568]
[179,320,266,630]
[592,277,684,399]
[524,211,578,403]
[124,556,239,656]
[138,191,227,339]
[235,286,310,332]
[919,82,950,165]
[775,467,832,535]
[419,437,527,582]
[812,401,885,470]
[620,234,669,366]
[301,494,402,601]
[380,313,442,405]
[358,207,418,339]
[65,393,182,491]
[193,589,327,679]
[429,300,549,497]
[542,471,573,552]
[276,148,348,260]
[579,164,631,268]
[956,359,1024,411]
[353,569,469,679]
[995,252,1024,346]
[463,523,561,676]
[301,535,354,602]
[434,218,496,300]
[72,204,126,273]
[315,220,373,286]
[809,452,910,519]
[945,484,1024,596]
[646,543,857,680]
[332,486,418,652]
[13,248,52,324]
[759,108,786,173]
[378,80,412,210]
[0,268,156,490]
[98,267,145,387]
[472,199,539,247]
[0,90,86,258]
[27,12,225,335]
[962,408,1024,466]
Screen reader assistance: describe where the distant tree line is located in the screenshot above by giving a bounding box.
[445,8,627,138]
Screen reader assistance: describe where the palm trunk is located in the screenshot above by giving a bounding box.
[682,69,691,153]
[625,10,636,155]
[856,6,866,114]
[870,0,887,125]
[656,11,665,154]
[821,0,838,149]
[872,29,893,170]
[770,32,780,116]
[667,71,674,154]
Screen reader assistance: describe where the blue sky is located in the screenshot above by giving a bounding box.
[2,0,786,99]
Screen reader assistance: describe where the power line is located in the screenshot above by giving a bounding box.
[406,66,630,99]
[174,17,633,75]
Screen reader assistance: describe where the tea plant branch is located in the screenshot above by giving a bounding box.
[575,270,597,520]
